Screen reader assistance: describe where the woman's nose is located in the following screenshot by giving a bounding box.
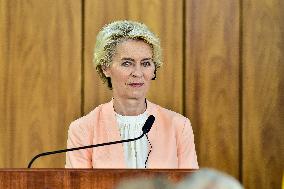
[131,65,143,77]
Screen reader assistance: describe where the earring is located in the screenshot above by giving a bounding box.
[151,70,157,80]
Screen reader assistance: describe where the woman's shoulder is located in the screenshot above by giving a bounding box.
[149,102,194,141]
[68,102,109,131]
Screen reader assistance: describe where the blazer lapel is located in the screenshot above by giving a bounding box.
[145,100,158,168]
[101,99,126,167]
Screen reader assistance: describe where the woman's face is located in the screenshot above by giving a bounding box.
[103,39,155,100]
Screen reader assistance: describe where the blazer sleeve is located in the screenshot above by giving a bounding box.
[65,120,93,168]
[177,118,199,169]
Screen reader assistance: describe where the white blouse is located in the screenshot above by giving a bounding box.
[115,111,149,168]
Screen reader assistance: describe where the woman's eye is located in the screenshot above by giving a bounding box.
[121,61,132,67]
[142,62,151,67]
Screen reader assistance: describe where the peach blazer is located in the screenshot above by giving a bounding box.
[65,99,199,169]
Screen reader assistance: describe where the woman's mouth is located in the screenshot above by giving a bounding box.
[128,83,144,87]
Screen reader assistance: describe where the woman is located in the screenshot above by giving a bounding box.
[65,20,198,169]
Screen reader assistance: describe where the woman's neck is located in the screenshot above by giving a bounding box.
[113,96,146,116]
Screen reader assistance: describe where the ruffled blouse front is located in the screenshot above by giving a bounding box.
[115,111,149,168]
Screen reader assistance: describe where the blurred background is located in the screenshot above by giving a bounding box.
[0,0,283,189]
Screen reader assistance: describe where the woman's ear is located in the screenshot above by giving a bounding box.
[102,65,111,78]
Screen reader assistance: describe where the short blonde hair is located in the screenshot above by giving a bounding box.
[93,20,162,89]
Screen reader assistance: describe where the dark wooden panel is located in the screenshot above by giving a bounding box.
[84,0,184,114]
[0,169,193,189]
[185,0,240,178]
[0,0,82,168]
[242,0,284,188]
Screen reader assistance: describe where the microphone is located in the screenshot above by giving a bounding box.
[27,115,155,168]
[142,115,155,134]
